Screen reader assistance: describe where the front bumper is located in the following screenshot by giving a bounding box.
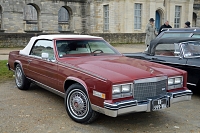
[92,90,192,117]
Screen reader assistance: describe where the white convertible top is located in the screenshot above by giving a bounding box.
[19,34,102,55]
[37,34,102,40]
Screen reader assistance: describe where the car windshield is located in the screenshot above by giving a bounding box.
[181,41,200,58]
[159,32,191,38]
[56,39,120,57]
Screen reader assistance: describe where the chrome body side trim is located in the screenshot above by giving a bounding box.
[153,59,200,68]
[28,78,65,98]
[91,90,192,117]
[187,82,197,86]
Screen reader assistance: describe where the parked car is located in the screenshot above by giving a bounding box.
[7,35,192,123]
[157,28,200,39]
[124,37,200,91]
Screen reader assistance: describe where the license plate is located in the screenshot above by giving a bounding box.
[152,98,167,111]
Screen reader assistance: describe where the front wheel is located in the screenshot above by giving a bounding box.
[65,83,99,123]
[15,64,30,90]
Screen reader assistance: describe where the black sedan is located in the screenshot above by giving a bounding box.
[157,28,200,39]
[124,37,200,90]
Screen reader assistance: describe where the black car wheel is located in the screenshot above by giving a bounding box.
[65,83,99,123]
[15,64,30,90]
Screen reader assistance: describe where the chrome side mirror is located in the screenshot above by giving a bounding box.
[41,53,49,60]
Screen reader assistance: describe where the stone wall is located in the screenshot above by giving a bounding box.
[0,33,40,47]
[0,33,145,47]
[91,33,145,44]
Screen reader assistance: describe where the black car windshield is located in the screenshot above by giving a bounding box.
[181,41,200,58]
[56,39,120,57]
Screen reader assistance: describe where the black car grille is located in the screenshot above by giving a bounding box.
[133,78,167,101]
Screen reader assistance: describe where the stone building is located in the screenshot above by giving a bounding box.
[0,0,196,46]
[90,0,194,33]
[0,0,195,34]
[193,0,200,27]
[0,0,88,33]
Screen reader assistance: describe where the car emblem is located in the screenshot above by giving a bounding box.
[150,68,154,74]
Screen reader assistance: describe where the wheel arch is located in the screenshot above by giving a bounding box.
[64,77,89,95]
[14,60,22,70]
[13,60,27,76]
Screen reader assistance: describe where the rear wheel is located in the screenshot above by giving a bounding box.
[65,83,99,123]
[15,64,30,90]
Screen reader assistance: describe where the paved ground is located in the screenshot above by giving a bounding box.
[0,44,146,60]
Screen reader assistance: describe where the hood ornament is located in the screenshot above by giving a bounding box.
[150,68,154,74]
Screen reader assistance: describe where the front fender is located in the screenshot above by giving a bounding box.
[65,76,89,94]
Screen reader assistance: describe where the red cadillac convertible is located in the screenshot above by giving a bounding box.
[7,35,192,123]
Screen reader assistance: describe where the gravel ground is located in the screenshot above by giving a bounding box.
[0,80,200,133]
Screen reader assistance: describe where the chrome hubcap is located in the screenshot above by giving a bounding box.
[15,67,23,87]
[69,90,88,118]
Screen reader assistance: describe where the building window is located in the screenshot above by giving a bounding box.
[58,7,70,32]
[23,4,39,31]
[134,3,142,29]
[174,6,181,28]
[58,7,69,23]
[103,5,109,31]
[24,5,37,23]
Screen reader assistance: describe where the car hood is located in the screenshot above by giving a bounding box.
[60,56,182,83]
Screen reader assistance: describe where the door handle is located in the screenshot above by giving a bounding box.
[28,60,32,64]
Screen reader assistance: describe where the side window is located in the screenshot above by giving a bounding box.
[155,44,176,56]
[181,42,200,57]
[30,40,55,60]
[192,34,200,38]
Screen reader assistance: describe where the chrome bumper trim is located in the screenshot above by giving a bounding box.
[187,82,197,86]
[92,90,192,117]
[6,63,10,70]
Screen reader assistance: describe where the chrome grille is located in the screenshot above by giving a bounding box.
[133,77,167,101]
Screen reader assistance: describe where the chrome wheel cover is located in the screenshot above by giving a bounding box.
[67,89,89,119]
[15,67,23,87]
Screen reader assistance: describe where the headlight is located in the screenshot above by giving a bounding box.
[122,84,131,93]
[112,86,121,94]
[168,76,183,90]
[112,83,133,99]
[168,78,174,85]
[174,77,182,84]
